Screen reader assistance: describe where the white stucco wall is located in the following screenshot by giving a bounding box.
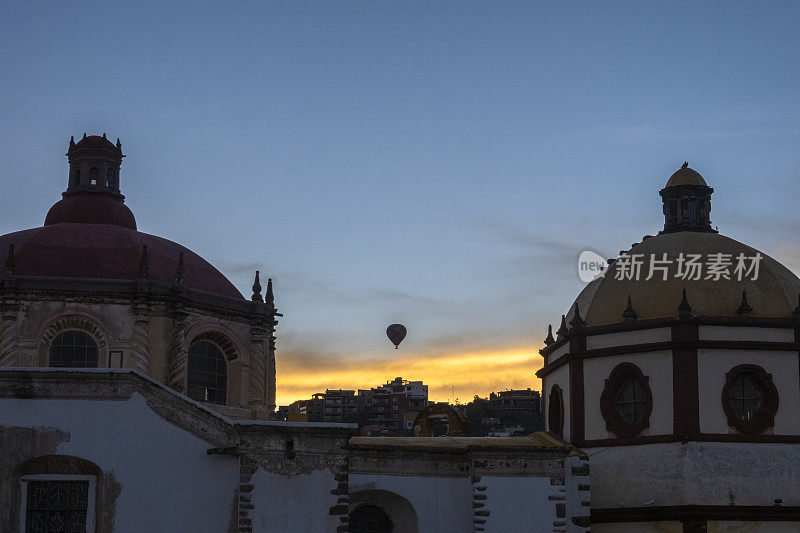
[544,365,571,441]
[583,351,673,440]
[250,468,341,532]
[586,328,672,350]
[349,473,472,533]
[479,476,556,533]
[697,349,800,434]
[1,393,239,532]
[586,442,800,509]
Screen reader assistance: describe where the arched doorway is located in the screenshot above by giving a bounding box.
[350,504,393,533]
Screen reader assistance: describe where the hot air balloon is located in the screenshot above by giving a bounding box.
[386,324,407,349]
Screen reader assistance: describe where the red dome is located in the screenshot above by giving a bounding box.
[45,193,137,230]
[0,223,243,300]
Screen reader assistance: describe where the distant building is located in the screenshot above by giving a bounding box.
[306,377,429,432]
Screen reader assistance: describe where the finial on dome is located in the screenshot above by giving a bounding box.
[681,161,689,169]
[737,290,753,316]
[137,245,149,278]
[544,324,555,345]
[678,288,692,318]
[266,278,274,306]
[622,295,638,321]
[102,132,107,139]
[69,136,75,149]
[569,303,586,328]
[556,315,568,338]
[251,270,263,302]
[174,252,185,286]
[116,138,122,149]
[83,133,87,140]
[4,244,14,274]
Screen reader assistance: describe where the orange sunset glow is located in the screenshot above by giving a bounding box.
[275,346,545,407]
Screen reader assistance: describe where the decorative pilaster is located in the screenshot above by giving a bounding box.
[0,295,19,366]
[248,324,266,410]
[130,301,150,373]
[166,306,189,393]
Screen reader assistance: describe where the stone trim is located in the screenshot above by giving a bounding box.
[38,313,109,367]
[540,316,798,358]
[591,505,800,523]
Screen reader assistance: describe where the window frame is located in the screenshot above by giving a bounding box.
[48,329,100,368]
[548,384,564,437]
[722,364,778,435]
[600,362,653,438]
[19,474,96,533]
[186,338,228,406]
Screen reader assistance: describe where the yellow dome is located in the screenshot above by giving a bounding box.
[665,164,708,187]
[567,232,800,327]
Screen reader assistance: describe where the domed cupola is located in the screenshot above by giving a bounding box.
[659,162,715,234]
[44,133,136,229]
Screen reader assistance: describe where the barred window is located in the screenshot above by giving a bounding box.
[729,372,763,422]
[22,477,94,533]
[187,340,227,405]
[49,331,98,368]
[615,378,647,425]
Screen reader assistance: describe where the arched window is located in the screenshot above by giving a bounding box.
[89,167,98,186]
[600,363,652,438]
[350,504,393,533]
[49,331,98,368]
[106,168,116,189]
[70,168,80,189]
[187,340,227,405]
[548,384,564,436]
[722,364,778,435]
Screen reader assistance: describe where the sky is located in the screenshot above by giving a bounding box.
[1,2,799,407]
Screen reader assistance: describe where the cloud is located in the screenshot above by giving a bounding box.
[275,344,544,407]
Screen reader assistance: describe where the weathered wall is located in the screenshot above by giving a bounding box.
[0,294,275,418]
[478,475,555,532]
[0,393,240,532]
[587,441,800,509]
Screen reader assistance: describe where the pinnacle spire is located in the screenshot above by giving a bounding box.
[556,315,568,339]
[266,278,274,306]
[251,271,263,302]
[678,288,692,318]
[736,290,753,316]
[174,251,185,286]
[569,303,585,328]
[137,245,149,278]
[4,244,14,274]
[544,324,555,345]
[622,295,638,321]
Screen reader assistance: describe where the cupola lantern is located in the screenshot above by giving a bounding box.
[659,162,716,234]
